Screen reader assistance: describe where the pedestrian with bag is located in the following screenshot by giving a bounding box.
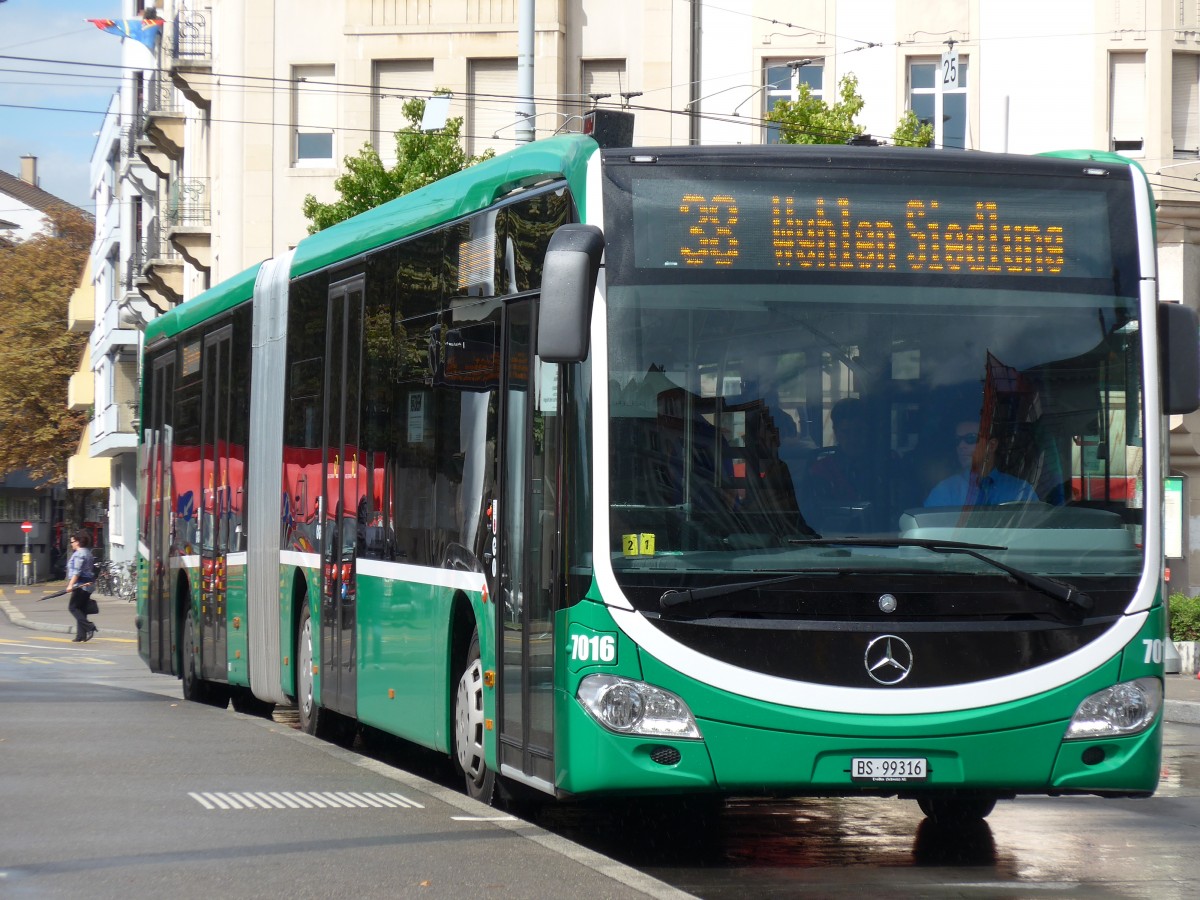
[65,530,98,643]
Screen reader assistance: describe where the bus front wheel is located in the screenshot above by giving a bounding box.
[454,630,496,804]
[916,793,997,824]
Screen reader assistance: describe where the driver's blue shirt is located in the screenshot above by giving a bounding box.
[924,470,1037,507]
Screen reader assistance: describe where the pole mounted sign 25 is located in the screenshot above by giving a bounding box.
[941,48,960,90]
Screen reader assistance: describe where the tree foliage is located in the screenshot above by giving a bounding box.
[765,73,933,147]
[767,73,866,144]
[0,205,92,482]
[891,108,935,148]
[303,96,495,233]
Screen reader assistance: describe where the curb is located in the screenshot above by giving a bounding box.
[1164,699,1200,727]
[0,598,136,638]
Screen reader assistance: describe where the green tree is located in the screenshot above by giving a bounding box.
[891,108,935,148]
[302,95,495,233]
[0,205,92,483]
[765,73,933,147]
[767,73,866,144]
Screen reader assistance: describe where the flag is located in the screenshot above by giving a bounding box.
[86,16,163,52]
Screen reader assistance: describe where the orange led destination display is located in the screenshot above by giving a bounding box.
[633,178,1115,279]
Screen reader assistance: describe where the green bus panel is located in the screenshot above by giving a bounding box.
[355,573,485,754]
[289,135,597,280]
[278,562,320,707]
[552,596,1163,797]
[143,262,261,344]
[225,560,249,687]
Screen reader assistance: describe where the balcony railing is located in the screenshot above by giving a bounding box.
[170,9,212,61]
[143,218,181,263]
[125,245,144,292]
[166,178,211,227]
[145,71,178,117]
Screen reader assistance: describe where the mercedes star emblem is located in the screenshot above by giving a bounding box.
[864,634,914,685]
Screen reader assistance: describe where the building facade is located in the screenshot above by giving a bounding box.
[81,0,1200,590]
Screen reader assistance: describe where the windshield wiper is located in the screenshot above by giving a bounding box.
[787,537,1093,612]
[660,573,818,610]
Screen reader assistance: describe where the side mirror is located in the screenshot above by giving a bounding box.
[537,224,604,363]
[1160,302,1200,415]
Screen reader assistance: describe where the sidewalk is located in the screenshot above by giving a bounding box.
[0,580,137,637]
[1,585,1198,724]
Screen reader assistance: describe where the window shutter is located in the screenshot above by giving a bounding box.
[1172,54,1200,156]
[468,58,518,158]
[1110,53,1146,150]
[581,59,627,111]
[374,61,435,168]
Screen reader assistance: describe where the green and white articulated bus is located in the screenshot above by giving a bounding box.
[138,133,1200,822]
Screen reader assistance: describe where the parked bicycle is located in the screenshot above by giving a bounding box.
[94,558,116,596]
[93,559,137,600]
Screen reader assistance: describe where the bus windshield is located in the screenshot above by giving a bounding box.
[601,151,1145,595]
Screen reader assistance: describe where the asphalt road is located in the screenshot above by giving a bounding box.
[6,585,1200,898]
[0,613,683,899]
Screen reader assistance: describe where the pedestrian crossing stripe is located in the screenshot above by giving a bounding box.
[188,790,425,810]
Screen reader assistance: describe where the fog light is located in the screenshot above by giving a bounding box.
[577,674,701,739]
[650,746,682,765]
[1065,677,1161,740]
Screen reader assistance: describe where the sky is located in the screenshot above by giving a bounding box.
[0,0,125,214]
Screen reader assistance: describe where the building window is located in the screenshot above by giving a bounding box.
[110,471,123,541]
[909,57,969,149]
[468,58,518,157]
[1110,52,1145,156]
[581,59,628,111]
[763,58,824,144]
[293,64,335,165]
[373,60,434,168]
[1172,53,1199,158]
[0,497,40,522]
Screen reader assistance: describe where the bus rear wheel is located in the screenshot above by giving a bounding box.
[454,630,495,804]
[296,604,327,736]
[916,793,997,824]
[181,609,228,708]
[295,602,356,745]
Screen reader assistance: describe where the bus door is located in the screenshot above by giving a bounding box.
[199,325,233,679]
[145,354,175,673]
[319,277,364,718]
[496,298,559,790]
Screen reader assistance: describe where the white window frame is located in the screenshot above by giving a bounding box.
[762,57,824,144]
[908,56,969,150]
[293,64,336,167]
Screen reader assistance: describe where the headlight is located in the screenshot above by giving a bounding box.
[1064,677,1162,739]
[577,674,702,739]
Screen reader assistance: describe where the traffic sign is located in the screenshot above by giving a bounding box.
[20,521,32,533]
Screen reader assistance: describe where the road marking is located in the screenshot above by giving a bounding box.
[28,635,136,645]
[189,790,425,810]
[0,638,52,649]
[17,656,115,666]
[451,815,518,821]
